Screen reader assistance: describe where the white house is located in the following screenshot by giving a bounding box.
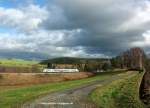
[43,68,79,73]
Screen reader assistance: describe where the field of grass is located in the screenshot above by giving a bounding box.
[90,72,146,108]
[0,58,39,67]
[0,71,127,108]
[0,72,93,86]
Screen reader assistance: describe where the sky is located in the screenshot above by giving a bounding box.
[0,0,150,59]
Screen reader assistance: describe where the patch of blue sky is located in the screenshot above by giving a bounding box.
[0,0,21,8]
[34,0,47,6]
[0,27,18,37]
[0,0,47,8]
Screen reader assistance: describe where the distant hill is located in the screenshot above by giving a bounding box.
[40,57,109,64]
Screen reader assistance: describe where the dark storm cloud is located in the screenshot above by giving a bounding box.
[42,0,150,56]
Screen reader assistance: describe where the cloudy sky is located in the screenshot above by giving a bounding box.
[0,0,150,59]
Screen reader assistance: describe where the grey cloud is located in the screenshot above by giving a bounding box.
[42,0,150,56]
[0,0,150,59]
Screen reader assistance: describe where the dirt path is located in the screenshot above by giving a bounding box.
[22,72,134,108]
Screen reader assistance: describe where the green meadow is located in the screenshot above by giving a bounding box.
[0,58,39,67]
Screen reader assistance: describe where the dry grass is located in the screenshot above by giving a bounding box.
[0,72,93,86]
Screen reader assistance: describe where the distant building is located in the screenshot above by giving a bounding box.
[43,69,79,73]
[43,63,80,72]
[51,64,78,69]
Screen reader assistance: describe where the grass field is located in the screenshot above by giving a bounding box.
[90,72,146,108]
[0,71,127,108]
[0,72,93,86]
[0,58,39,67]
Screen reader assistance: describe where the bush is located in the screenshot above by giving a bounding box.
[102,63,112,71]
